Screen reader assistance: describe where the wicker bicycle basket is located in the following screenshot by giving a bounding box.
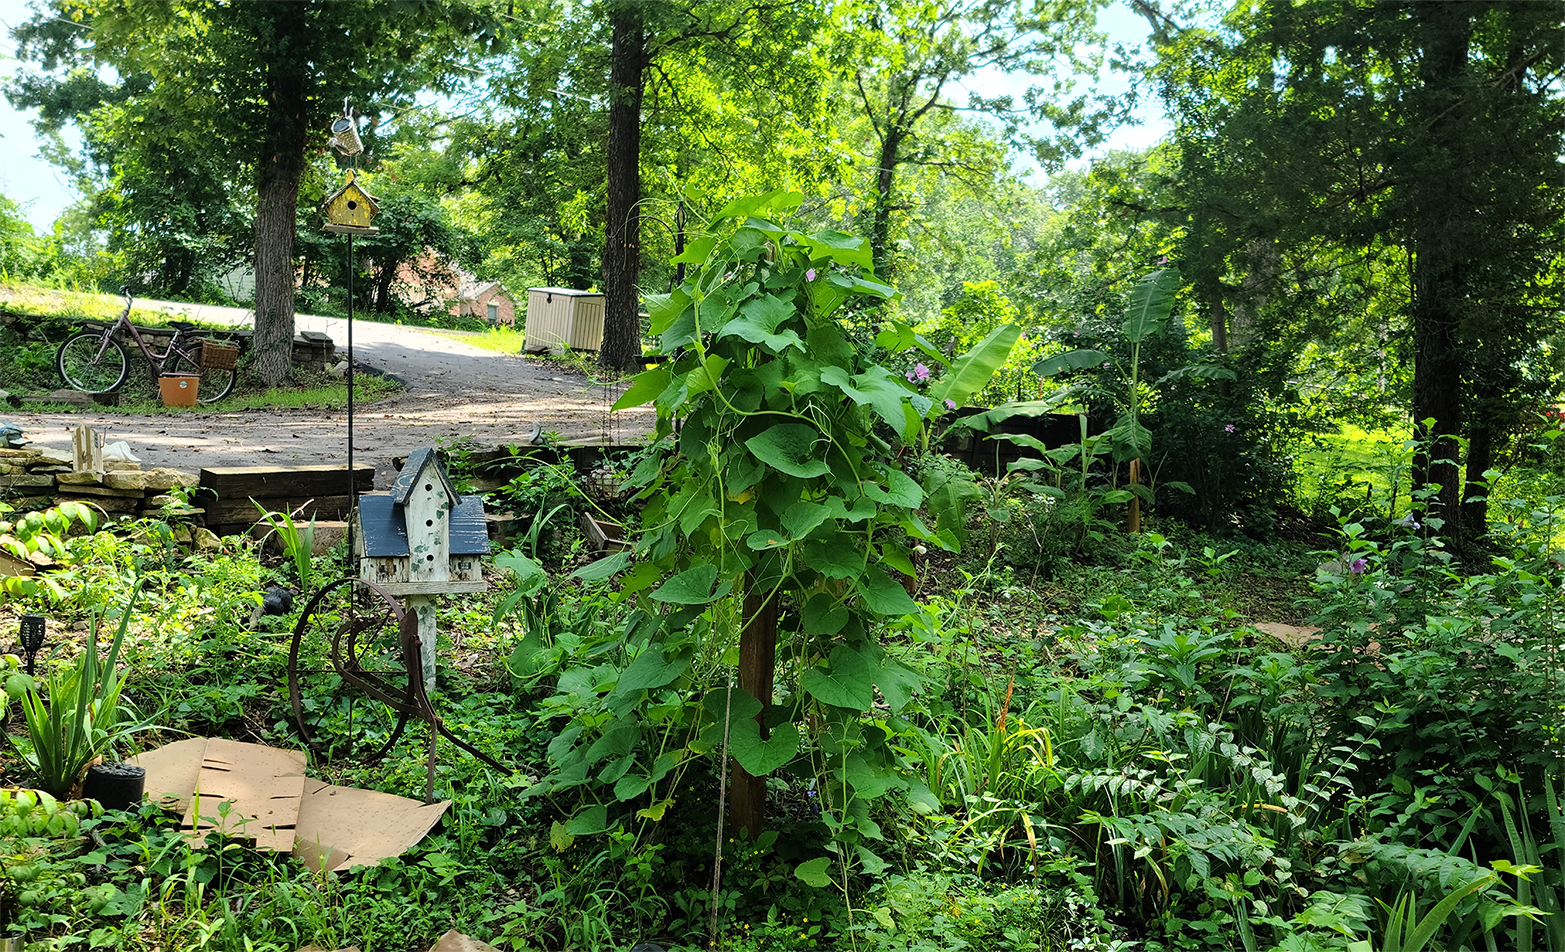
[199,340,239,370]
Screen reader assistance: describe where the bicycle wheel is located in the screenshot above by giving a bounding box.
[57,332,129,394]
[167,346,237,404]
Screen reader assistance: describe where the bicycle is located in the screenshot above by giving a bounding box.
[55,287,240,405]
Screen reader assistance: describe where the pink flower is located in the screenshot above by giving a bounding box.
[1350,558,1368,575]
[1224,424,1236,433]
[805,268,817,282]
[905,363,930,383]
[944,398,956,410]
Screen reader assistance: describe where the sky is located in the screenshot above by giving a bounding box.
[0,0,1172,234]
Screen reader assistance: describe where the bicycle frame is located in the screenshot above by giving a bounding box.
[80,291,204,379]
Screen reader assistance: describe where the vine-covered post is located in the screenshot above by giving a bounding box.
[530,191,1019,881]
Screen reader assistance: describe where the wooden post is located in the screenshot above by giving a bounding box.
[731,575,778,838]
[403,594,438,691]
[72,425,103,478]
[1128,458,1142,533]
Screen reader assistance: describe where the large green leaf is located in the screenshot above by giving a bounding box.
[799,645,878,709]
[861,468,922,509]
[720,293,803,353]
[927,324,1022,411]
[646,289,690,336]
[650,563,721,604]
[669,233,717,265]
[715,190,802,220]
[570,552,632,582]
[1121,268,1181,344]
[616,645,691,695]
[856,564,918,617]
[1032,349,1110,377]
[494,550,546,595]
[821,366,920,439]
[802,231,872,269]
[795,856,832,888]
[745,423,829,479]
[731,720,800,776]
[612,365,672,411]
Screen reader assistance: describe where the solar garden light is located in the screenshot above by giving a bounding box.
[18,614,45,676]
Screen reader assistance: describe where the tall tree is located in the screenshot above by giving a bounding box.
[8,1,501,384]
[1154,0,1565,541]
[595,0,822,371]
[831,0,1118,283]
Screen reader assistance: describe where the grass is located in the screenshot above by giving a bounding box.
[0,281,228,330]
[1293,422,1415,515]
[433,325,527,354]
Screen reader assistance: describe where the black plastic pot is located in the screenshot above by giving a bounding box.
[81,762,145,811]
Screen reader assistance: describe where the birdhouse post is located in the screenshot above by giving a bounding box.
[353,448,489,689]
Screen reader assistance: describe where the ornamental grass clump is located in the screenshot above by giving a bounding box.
[7,587,151,799]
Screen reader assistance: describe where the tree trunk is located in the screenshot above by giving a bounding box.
[1462,416,1492,538]
[1408,3,1471,541]
[600,5,647,373]
[253,29,310,388]
[731,575,778,838]
[869,127,903,281]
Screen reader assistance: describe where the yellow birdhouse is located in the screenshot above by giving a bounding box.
[322,171,380,235]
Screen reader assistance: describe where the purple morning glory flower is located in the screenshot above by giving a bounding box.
[1350,558,1368,574]
[805,268,817,282]
[913,363,930,381]
[1224,424,1236,433]
[944,398,956,410]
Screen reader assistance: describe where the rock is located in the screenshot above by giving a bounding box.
[41,389,93,407]
[104,460,142,472]
[57,472,103,485]
[58,482,143,498]
[0,475,56,488]
[194,528,223,551]
[104,471,150,490]
[56,494,138,513]
[142,468,198,491]
[0,448,41,461]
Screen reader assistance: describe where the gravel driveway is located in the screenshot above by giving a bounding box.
[7,299,653,487]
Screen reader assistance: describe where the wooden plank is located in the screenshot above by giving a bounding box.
[199,464,373,499]
[205,494,354,524]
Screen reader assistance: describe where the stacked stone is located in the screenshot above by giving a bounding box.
[55,464,201,517]
[0,446,203,521]
[0,446,73,502]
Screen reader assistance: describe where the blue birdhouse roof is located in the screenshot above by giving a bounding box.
[358,494,490,558]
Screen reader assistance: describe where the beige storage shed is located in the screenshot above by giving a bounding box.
[524,287,605,353]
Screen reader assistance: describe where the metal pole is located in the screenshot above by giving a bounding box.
[346,233,355,567]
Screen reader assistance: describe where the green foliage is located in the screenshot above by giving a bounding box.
[7,588,150,799]
[527,192,1018,871]
[0,499,97,604]
[252,503,316,598]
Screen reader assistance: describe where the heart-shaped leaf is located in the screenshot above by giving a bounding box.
[799,645,878,710]
[651,563,719,604]
[856,564,917,617]
[745,423,829,479]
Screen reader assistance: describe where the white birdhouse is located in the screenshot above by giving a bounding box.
[356,448,488,595]
[353,448,489,688]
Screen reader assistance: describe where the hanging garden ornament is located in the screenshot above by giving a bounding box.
[323,170,380,236]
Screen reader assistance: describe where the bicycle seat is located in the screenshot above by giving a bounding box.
[166,321,197,333]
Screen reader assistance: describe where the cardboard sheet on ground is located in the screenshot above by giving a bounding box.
[133,738,449,870]
[293,778,451,873]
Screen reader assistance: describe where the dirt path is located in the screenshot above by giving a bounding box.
[7,300,654,488]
